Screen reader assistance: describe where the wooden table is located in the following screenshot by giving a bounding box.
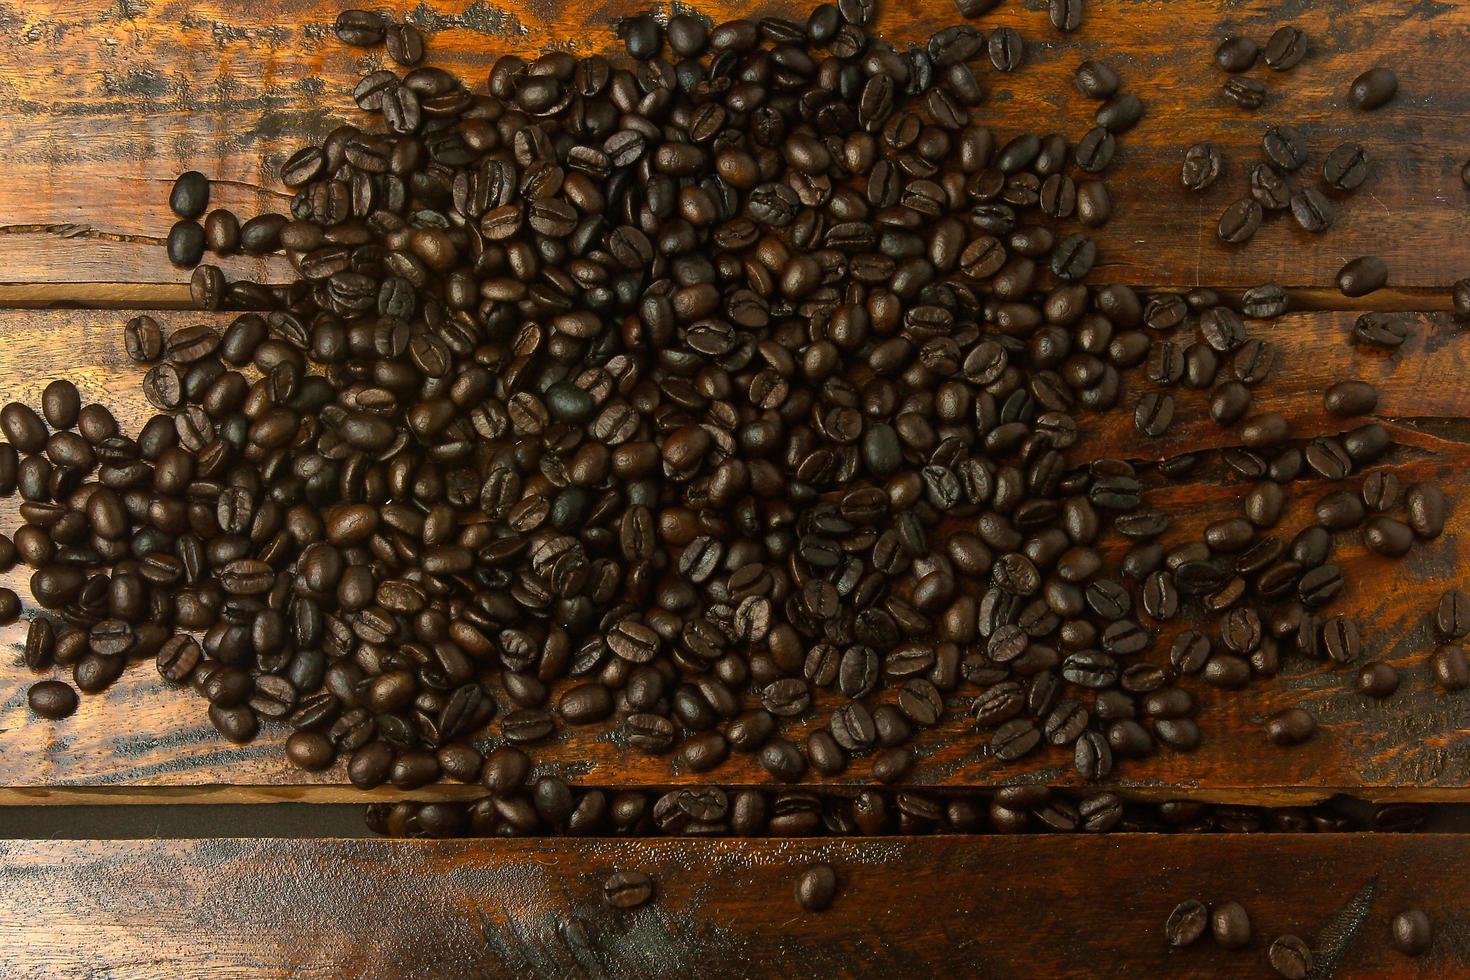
[2,0,1470,974]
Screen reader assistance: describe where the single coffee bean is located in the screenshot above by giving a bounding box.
[1439,590,1470,639]
[1364,516,1413,557]
[1048,0,1082,33]
[1324,380,1379,416]
[1406,483,1447,539]
[1074,61,1119,100]
[1262,125,1307,172]
[124,315,164,362]
[1263,26,1307,70]
[1264,707,1316,746]
[1223,77,1266,109]
[1165,899,1209,947]
[1390,909,1432,956]
[1433,645,1470,691]
[1323,142,1370,191]
[1268,934,1314,979]
[1215,37,1259,73]
[1337,256,1387,297]
[1350,67,1398,110]
[335,9,386,46]
[1357,661,1399,698]
[1211,901,1252,949]
[795,864,839,911]
[1241,284,1288,319]
[166,219,206,267]
[603,870,654,909]
[1290,187,1335,233]
[1218,199,1263,244]
[169,171,209,219]
[1181,143,1223,191]
[27,679,78,719]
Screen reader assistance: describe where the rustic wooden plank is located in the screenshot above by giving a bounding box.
[0,0,1467,293]
[1,306,1469,801]
[0,835,1466,977]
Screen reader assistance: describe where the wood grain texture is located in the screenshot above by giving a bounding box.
[0,0,1467,293]
[0,834,1466,977]
[1,308,1469,801]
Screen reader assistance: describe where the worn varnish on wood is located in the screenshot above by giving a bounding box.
[0,0,1467,294]
[0,834,1466,977]
[2,308,1469,802]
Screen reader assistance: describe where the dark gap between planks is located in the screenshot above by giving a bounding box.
[7,797,1470,839]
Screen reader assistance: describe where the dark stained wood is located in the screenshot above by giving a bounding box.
[1,834,1469,977]
[3,307,1470,802]
[0,1,1468,293]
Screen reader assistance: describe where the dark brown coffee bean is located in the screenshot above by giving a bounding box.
[1350,67,1398,110]
[1264,707,1316,747]
[28,680,78,719]
[603,871,653,909]
[1165,899,1209,947]
[1357,661,1399,698]
[795,864,839,911]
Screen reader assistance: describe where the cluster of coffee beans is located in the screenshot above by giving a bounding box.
[0,2,1455,809]
[1190,25,1405,247]
[364,771,1433,838]
[1167,897,1430,974]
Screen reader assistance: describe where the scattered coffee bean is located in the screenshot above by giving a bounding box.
[1356,661,1399,698]
[1350,67,1398,110]
[795,864,839,911]
[1390,909,1432,956]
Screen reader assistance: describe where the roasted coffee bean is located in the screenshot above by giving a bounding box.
[1268,935,1314,979]
[1263,26,1307,70]
[1181,143,1222,192]
[795,864,839,911]
[1357,661,1399,698]
[1433,645,1470,691]
[1251,160,1292,208]
[1223,77,1266,109]
[1264,707,1316,747]
[1324,380,1378,416]
[1215,37,1259,73]
[1262,125,1307,172]
[1406,483,1446,539]
[1350,67,1398,110]
[1074,61,1119,100]
[603,871,654,909]
[1390,909,1432,956]
[1323,142,1371,191]
[1212,901,1252,949]
[1048,0,1082,32]
[169,171,209,219]
[1290,187,1334,233]
[1218,199,1263,244]
[1438,590,1470,639]
[1165,899,1209,947]
[28,680,78,719]
[335,9,386,46]
[1241,284,1288,319]
[1337,256,1388,297]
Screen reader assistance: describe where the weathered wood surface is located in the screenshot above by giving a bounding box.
[0,834,1465,977]
[0,0,1467,295]
[1,308,1468,801]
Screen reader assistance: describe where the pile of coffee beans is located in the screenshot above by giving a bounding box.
[363,777,1436,838]
[0,2,1456,818]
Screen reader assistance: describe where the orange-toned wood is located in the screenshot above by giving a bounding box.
[0,1,1467,294]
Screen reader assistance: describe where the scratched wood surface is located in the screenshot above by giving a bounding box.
[0,0,1467,295]
[2,308,1469,802]
[0,834,1462,977]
